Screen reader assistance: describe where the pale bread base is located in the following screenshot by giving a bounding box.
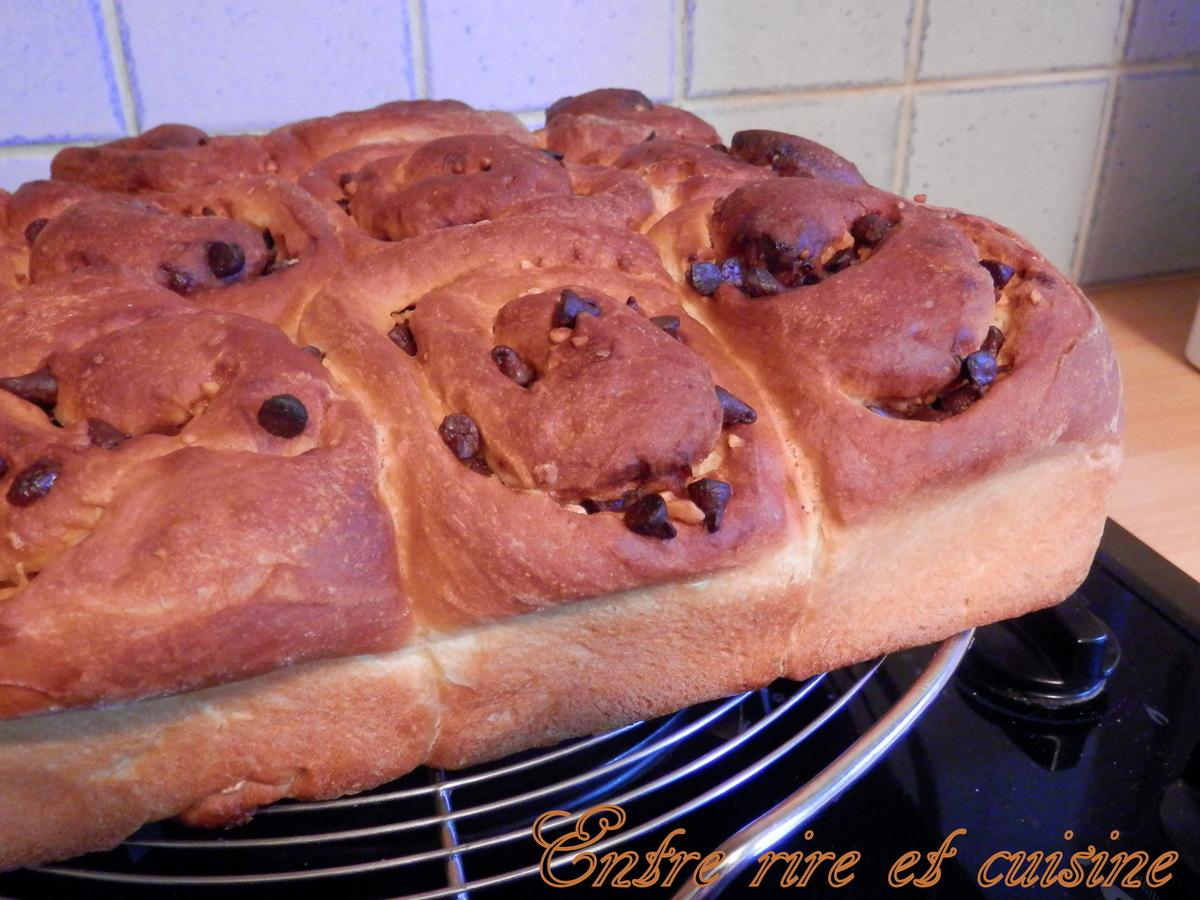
[0,441,1116,870]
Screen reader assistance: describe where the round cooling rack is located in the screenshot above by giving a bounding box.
[4,630,973,899]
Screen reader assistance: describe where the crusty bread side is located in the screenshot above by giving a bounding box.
[0,437,1115,871]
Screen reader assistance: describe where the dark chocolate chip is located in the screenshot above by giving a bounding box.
[388,322,418,357]
[623,493,676,540]
[850,213,892,246]
[0,455,7,479]
[0,367,58,411]
[581,489,641,514]
[742,267,786,297]
[626,295,641,312]
[980,325,1005,355]
[553,289,601,328]
[439,413,481,461]
[491,345,537,387]
[719,257,744,287]
[935,383,980,416]
[6,457,61,507]
[980,259,1015,290]
[963,350,998,387]
[207,241,246,279]
[687,478,732,533]
[23,217,48,245]
[160,263,194,295]
[257,394,308,438]
[301,345,325,360]
[715,385,757,426]
[688,261,723,296]
[824,247,856,273]
[650,315,681,338]
[87,418,129,449]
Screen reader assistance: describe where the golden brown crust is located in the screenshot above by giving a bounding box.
[25,177,344,334]
[543,89,721,165]
[0,271,407,716]
[0,93,1122,870]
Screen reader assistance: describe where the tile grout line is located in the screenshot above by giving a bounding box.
[1069,0,1140,282]
[98,0,139,135]
[408,0,430,99]
[672,0,689,103]
[890,0,927,195]
[683,55,1200,108]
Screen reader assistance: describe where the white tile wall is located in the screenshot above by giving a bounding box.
[118,0,415,132]
[687,0,912,96]
[1082,70,1200,282]
[0,0,125,144]
[684,92,903,187]
[906,80,1109,271]
[425,0,674,110]
[920,0,1127,78]
[1,0,1197,284]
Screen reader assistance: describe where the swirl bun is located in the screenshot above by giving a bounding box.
[0,90,1120,870]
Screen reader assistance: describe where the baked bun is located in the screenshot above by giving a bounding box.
[0,90,1120,871]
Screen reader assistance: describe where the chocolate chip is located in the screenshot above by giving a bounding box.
[388,322,418,356]
[6,457,61,508]
[742,267,785,297]
[553,289,601,328]
[644,130,657,142]
[491,345,536,387]
[935,383,981,417]
[687,478,732,533]
[201,206,216,217]
[778,260,821,288]
[623,493,676,539]
[542,149,565,162]
[23,217,48,245]
[850,213,891,247]
[0,455,7,479]
[207,241,246,279]
[87,418,129,449]
[160,263,194,295]
[715,385,757,426]
[581,490,641,514]
[301,345,325,360]
[824,247,856,273]
[0,367,58,410]
[626,296,641,313]
[257,394,307,438]
[650,315,681,338]
[439,413,481,461]
[963,350,998,387]
[980,325,1005,355]
[688,261,723,296]
[719,258,744,287]
[980,259,1015,290]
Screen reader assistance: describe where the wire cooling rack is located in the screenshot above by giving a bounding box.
[4,631,973,899]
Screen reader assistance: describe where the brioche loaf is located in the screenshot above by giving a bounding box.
[0,89,1121,870]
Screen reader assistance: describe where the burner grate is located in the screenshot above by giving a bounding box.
[6,631,972,899]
